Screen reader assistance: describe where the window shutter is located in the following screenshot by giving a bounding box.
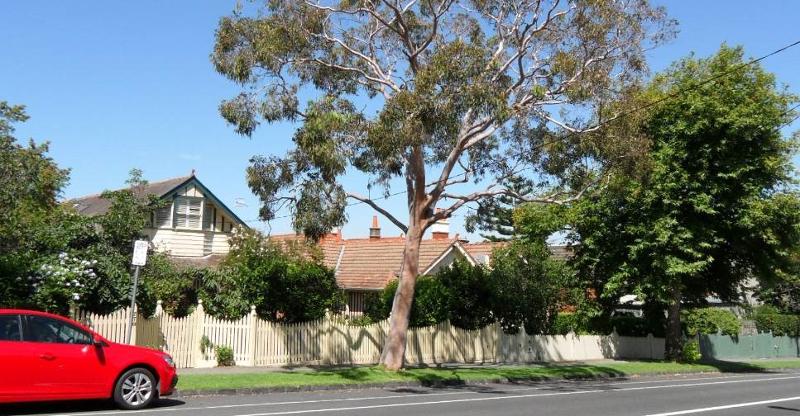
[155,205,172,228]
[187,199,202,228]
[174,197,202,229]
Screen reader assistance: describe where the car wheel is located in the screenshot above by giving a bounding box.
[113,368,157,410]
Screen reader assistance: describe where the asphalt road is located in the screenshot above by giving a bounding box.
[4,371,800,416]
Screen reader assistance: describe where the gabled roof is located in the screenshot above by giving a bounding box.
[316,236,468,290]
[66,174,247,227]
[265,233,572,291]
[68,175,191,216]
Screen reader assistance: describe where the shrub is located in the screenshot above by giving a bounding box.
[682,340,702,363]
[367,276,449,328]
[551,313,665,337]
[609,315,658,337]
[682,308,740,336]
[552,313,585,335]
[221,227,343,323]
[345,314,375,327]
[753,305,800,336]
[490,241,574,334]
[363,291,389,322]
[437,260,495,330]
[215,345,235,367]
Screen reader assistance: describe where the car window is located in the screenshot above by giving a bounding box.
[26,315,92,345]
[0,315,22,341]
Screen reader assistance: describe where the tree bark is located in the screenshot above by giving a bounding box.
[379,222,423,370]
[664,286,683,361]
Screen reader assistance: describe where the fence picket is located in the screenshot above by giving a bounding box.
[81,304,669,368]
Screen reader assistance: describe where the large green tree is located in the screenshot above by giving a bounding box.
[212,0,673,369]
[570,46,799,360]
[0,102,71,306]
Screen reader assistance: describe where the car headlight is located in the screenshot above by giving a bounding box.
[162,355,176,368]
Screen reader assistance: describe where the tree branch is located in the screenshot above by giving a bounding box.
[347,192,409,233]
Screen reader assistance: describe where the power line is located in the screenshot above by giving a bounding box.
[246,39,800,225]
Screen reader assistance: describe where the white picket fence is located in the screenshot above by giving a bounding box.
[79,301,664,368]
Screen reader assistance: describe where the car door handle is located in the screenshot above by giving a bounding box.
[39,353,56,361]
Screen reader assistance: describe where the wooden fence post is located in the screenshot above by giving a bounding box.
[192,300,206,368]
[248,305,257,367]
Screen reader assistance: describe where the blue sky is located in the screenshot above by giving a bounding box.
[2,1,799,240]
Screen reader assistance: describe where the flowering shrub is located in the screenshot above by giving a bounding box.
[28,252,99,313]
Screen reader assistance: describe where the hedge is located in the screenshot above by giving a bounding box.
[551,313,664,337]
[753,306,800,336]
[682,308,740,336]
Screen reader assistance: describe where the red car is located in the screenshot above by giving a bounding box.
[0,309,178,410]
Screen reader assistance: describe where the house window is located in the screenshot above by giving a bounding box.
[155,204,172,228]
[174,197,203,229]
[203,204,214,231]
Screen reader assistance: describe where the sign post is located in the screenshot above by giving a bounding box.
[126,240,149,345]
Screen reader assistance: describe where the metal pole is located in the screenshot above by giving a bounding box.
[125,265,140,345]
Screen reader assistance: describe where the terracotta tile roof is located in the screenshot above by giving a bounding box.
[66,175,192,216]
[264,234,574,291]
[318,237,461,290]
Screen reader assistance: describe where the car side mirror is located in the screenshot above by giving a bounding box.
[93,336,108,347]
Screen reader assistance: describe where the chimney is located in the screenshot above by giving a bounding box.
[430,209,450,240]
[325,227,342,241]
[369,215,381,239]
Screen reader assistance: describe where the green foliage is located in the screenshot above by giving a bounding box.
[219,227,343,323]
[490,241,575,334]
[366,243,572,334]
[436,260,495,330]
[464,176,533,241]
[137,253,205,318]
[344,314,375,327]
[215,345,235,367]
[753,306,800,337]
[568,46,800,358]
[682,340,702,363]
[212,2,674,241]
[371,277,449,328]
[552,313,585,335]
[0,102,71,308]
[552,313,665,337]
[682,308,740,336]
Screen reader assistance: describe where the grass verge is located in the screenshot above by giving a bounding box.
[177,359,800,392]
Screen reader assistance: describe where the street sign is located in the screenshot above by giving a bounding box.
[127,240,149,344]
[132,240,149,266]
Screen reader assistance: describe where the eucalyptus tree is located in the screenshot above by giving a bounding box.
[212,0,674,369]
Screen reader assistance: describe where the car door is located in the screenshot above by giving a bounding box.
[0,313,34,401]
[23,314,107,398]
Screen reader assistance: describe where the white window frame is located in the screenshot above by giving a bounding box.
[173,196,204,230]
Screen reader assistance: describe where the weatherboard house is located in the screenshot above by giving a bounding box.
[69,173,247,263]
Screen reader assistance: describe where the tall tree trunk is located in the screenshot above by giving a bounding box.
[664,286,683,361]
[379,223,423,370]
